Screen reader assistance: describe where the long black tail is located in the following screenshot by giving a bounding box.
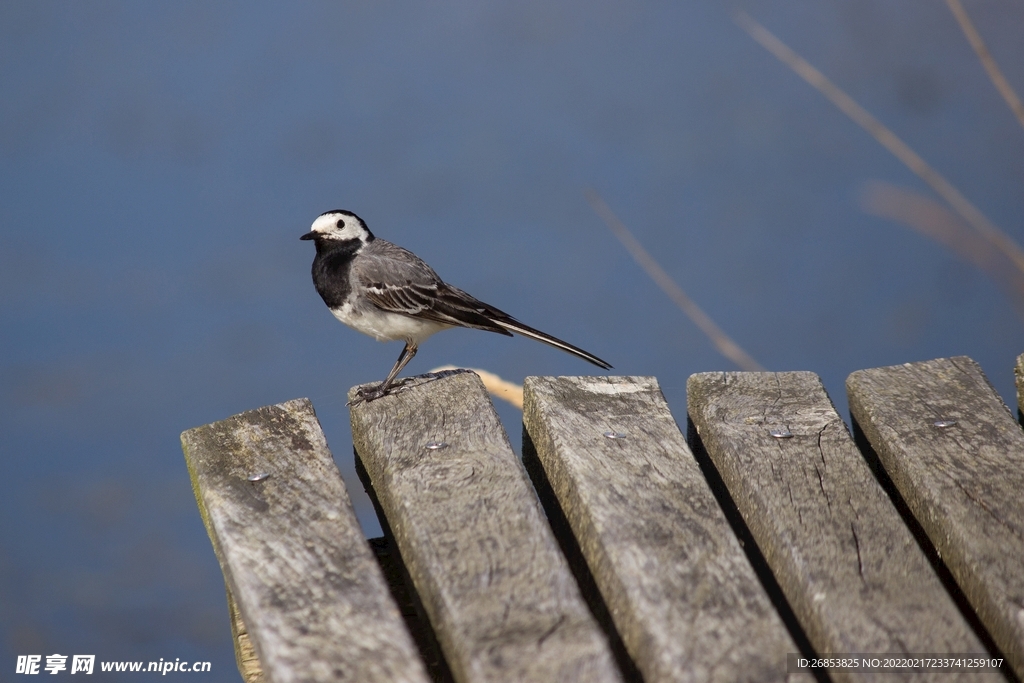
[492,318,612,370]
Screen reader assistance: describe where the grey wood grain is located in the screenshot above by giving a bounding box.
[847,356,1024,679]
[688,371,997,683]
[181,398,429,683]
[348,371,622,683]
[523,375,809,683]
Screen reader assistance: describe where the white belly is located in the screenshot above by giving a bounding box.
[331,302,451,344]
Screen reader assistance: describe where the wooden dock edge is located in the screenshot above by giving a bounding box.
[179,353,1024,683]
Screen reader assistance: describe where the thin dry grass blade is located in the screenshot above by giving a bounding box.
[946,0,1024,131]
[585,189,765,372]
[733,10,1024,278]
[860,180,1024,319]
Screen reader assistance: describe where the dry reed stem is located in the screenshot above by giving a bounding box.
[733,9,1024,278]
[585,189,765,372]
[945,0,1024,131]
[861,180,1024,320]
[429,365,524,409]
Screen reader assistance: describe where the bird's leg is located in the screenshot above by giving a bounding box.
[352,343,418,404]
[378,342,418,393]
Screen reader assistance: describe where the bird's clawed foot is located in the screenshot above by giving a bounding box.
[347,378,411,406]
[347,384,387,406]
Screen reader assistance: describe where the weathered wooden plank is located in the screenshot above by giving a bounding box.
[847,356,1024,679]
[348,371,622,683]
[688,371,997,683]
[523,375,809,683]
[181,398,429,683]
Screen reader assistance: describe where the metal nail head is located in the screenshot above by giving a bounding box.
[603,431,627,439]
[248,472,270,482]
[425,441,449,451]
[933,419,957,428]
[769,428,794,439]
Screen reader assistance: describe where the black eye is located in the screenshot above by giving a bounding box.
[336,219,346,229]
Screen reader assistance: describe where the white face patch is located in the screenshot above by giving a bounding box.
[310,212,368,242]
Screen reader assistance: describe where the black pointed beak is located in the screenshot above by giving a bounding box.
[300,232,315,241]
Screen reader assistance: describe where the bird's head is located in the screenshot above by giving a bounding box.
[300,210,374,244]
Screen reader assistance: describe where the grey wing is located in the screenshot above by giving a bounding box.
[353,240,513,335]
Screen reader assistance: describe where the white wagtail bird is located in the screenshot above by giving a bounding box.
[301,209,611,403]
